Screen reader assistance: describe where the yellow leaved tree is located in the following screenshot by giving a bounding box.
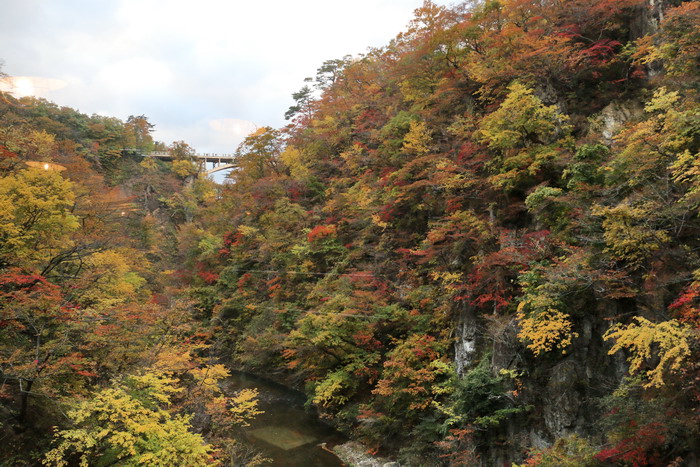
[476,82,571,191]
[43,372,214,467]
[0,167,79,268]
[604,317,694,388]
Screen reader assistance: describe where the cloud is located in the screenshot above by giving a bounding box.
[0,0,451,154]
[209,118,258,138]
[152,118,257,154]
[0,76,67,98]
[96,58,174,93]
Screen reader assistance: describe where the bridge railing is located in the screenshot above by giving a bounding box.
[146,151,236,160]
[195,153,237,159]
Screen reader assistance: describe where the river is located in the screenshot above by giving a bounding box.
[225,372,346,466]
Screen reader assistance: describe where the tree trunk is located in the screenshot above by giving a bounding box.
[18,378,33,425]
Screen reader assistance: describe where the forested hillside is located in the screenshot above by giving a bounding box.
[0,94,266,464]
[2,0,700,465]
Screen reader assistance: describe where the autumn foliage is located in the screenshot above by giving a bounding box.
[3,0,700,465]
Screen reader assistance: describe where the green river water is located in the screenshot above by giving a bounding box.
[225,372,346,466]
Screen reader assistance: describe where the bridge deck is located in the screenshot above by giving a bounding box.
[143,151,238,175]
[146,151,236,163]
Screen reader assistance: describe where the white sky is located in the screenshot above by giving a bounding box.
[0,0,452,155]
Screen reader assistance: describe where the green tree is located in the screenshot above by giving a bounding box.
[123,115,155,153]
[285,83,314,121]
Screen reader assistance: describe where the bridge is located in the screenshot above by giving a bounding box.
[145,151,238,176]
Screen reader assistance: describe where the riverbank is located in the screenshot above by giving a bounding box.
[224,371,345,466]
[332,441,400,467]
[224,371,404,467]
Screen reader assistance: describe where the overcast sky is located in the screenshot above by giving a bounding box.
[0,0,451,155]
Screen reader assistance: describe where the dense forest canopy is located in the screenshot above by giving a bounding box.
[1,0,700,465]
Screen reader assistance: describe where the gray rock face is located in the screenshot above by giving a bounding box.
[543,359,582,438]
[454,308,478,377]
[529,430,551,451]
[488,315,520,373]
[598,101,641,143]
[631,0,666,40]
